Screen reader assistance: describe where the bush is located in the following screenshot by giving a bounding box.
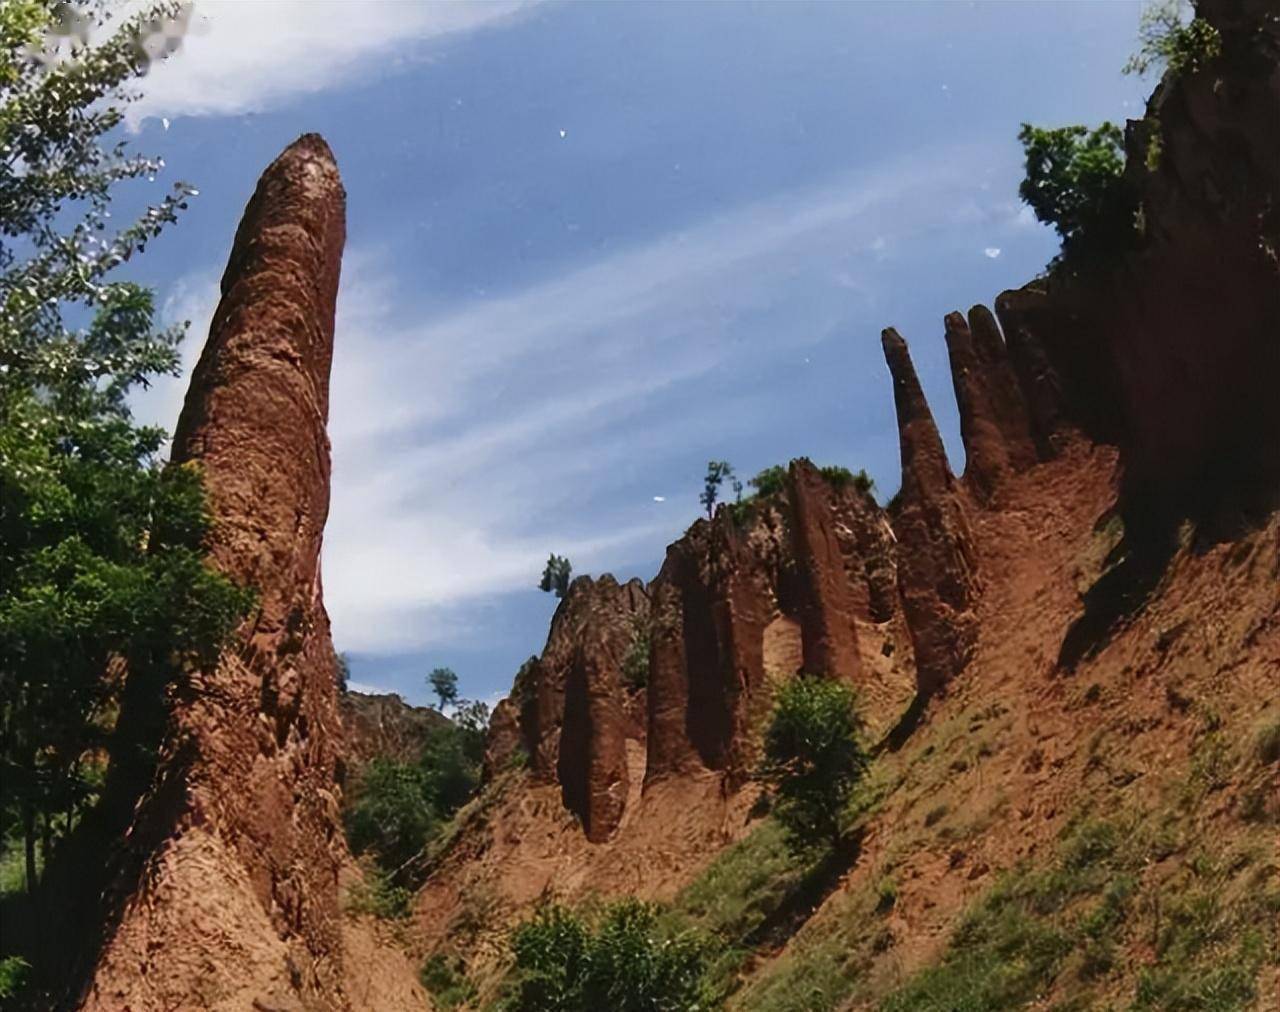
[748,463,874,499]
[344,759,439,874]
[1123,0,1222,78]
[343,704,487,886]
[1017,121,1137,267]
[420,952,477,1009]
[750,465,788,498]
[622,614,651,690]
[0,955,29,1000]
[820,465,874,495]
[503,900,716,1011]
[758,677,868,853]
[1254,718,1280,765]
[346,867,413,919]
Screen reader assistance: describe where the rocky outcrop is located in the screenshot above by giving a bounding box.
[339,690,448,769]
[985,293,1067,460]
[882,328,979,729]
[558,623,636,842]
[945,311,1012,501]
[645,512,774,784]
[995,2,1279,528]
[787,460,865,679]
[494,470,910,837]
[74,135,421,1011]
[1110,0,1279,519]
[966,305,1039,471]
[499,576,647,841]
[646,469,908,786]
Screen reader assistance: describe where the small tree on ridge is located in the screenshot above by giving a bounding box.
[429,667,459,710]
[539,554,572,598]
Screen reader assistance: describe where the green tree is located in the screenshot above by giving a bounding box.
[503,899,715,1012]
[621,614,650,690]
[539,554,572,598]
[419,699,487,814]
[758,676,867,854]
[1123,0,1221,78]
[0,0,251,897]
[1017,121,1136,267]
[344,757,438,875]
[428,666,459,710]
[749,464,787,498]
[700,460,735,519]
[335,651,351,692]
[344,699,489,886]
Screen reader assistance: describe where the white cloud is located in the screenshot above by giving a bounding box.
[346,679,394,697]
[125,0,533,127]
[983,247,1002,259]
[145,147,990,656]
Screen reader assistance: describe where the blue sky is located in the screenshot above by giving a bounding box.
[123,0,1150,707]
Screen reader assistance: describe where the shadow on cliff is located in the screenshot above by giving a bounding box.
[741,827,865,954]
[5,677,196,1010]
[1059,482,1280,673]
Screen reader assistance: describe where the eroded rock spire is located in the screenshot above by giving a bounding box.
[881,327,979,740]
[79,135,421,1011]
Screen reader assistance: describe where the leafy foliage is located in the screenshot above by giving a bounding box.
[419,952,477,1009]
[749,465,787,498]
[820,465,874,495]
[344,758,440,874]
[700,460,735,519]
[343,698,489,898]
[621,613,650,690]
[0,954,29,999]
[0,0,251,898]
[1017,121,1137,267]
[345,865,413,920]
[503,899,717,1012]
[428,666,459,710]
[758,677,867,853]
[539,554,572,598]
[1123,0,1222,78]
[748,463,874,501]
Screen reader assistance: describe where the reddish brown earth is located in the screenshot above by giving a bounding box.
[61,3,1276,1007]
[405,6,1278,1003]
[73,135,425,1012]
[340,690,448,769]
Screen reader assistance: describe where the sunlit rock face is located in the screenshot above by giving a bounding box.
[881,327,979,717]
[78,134,368,1012]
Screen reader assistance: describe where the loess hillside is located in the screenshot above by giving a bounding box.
[17,1,1276,1009]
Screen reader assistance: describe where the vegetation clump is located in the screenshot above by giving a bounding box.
[0,0,254,911]
[820,465,874,495]
[1017,121,1137,269]
[343,699,489,908]
[539,554,573,598]
[749,465,788,498]
[502,899,717,1012]
[419,952,477,1010]
[758,677,868,854]
[1123,0,1222,78]
[621,613,650,690]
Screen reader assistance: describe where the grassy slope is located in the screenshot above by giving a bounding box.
[671,444,1280,1011]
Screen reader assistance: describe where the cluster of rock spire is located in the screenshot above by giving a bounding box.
[61,1,1276,998]
[493,274,1088,840]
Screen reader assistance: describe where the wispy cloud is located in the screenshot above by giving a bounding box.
[147,147,994,655]
[125,0,534,127]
